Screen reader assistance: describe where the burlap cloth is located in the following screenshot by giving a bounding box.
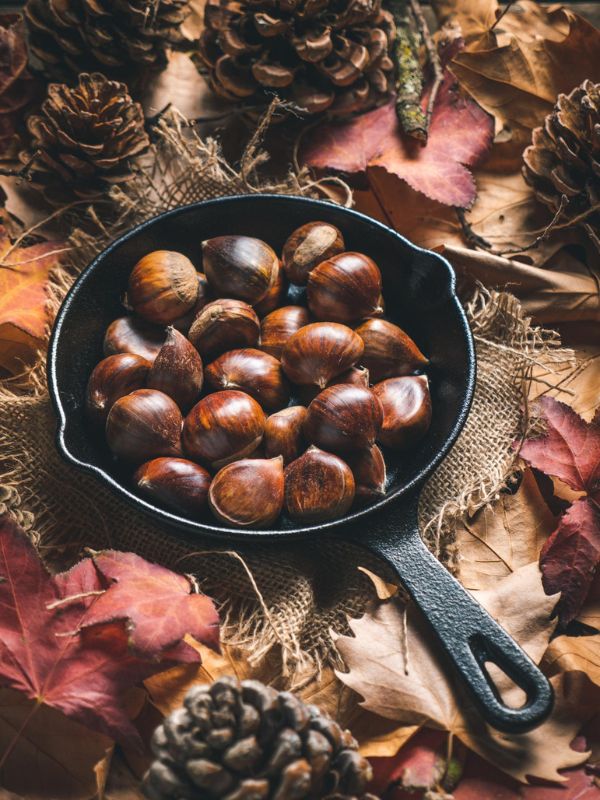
[0,110,574,680]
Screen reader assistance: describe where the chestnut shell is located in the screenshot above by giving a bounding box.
[303,384,383,453]
[284,447,355,522]
[373,375,432,450]
[205,348,290,411]
[208,457,284,527]
[281,322,364,389]
[106,389,183,463]
[134,457,211,515]
[307,252,383,323]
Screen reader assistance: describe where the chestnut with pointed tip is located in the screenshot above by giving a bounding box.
[264,406,307,465]
[209,456,284,527]
[86,353,150,426]
[147,326,204,411]
[183,390,266,469]
[253,260,288,316]
[374,375,432,450]
[128,250,199,324]
[103,316,165,363]
[304,384,383,453]
[345,445,387,502]
[106,389,183,463]
[260,305,311,359]
[172,273,212,334]
[133,457,211,515]
[188,299,260,360]
[355,318,428,382]
[281,322,364,389]
[282,221,345,285]
[284,446,355,522]
[205,348,290,411]
[202,236,279,304]
[307,252,383,323]
[298,364,370,404]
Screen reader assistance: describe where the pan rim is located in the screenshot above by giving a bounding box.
[47,194,476,542]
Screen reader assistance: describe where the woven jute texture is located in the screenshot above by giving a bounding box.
[0,109,575,680]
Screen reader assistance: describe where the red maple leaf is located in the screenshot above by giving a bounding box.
[301,59,493,208]
[520,397,600,622]
[0,514,219,748]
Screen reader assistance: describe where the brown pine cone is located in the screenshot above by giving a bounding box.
[20,72,150,205]
[0,15,39,158]
[143,676,379,799]
[523,80,600,253]
[24,0,190,83]
[195,0,396,118]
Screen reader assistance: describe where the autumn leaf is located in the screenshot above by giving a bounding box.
[0,216,64,375]
[333,563,594,783]
[0,514,219,752]
[302,49,493,208]
[450,4,600,145]
[519,397,600,622]
[543,602,600,689]
[456,469,557,591]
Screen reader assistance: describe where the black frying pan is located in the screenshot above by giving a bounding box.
[48,195,553,733]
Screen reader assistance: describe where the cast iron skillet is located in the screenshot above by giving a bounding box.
[48,194,553,734]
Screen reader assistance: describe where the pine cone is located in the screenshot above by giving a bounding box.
[143,676,379,800]
[24,0,190,82]
[20,72,150,205]
[523,80,600,253]
[195,0,396,117]
[0,15,39,158]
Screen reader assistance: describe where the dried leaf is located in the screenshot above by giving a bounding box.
[543,601,600,687]
[0,514,217,750]
[334,563,591,783]
[0,689,113,800]
[302,61,493,208]
[456,469,557,591]
[0,219,64,375]
[78,550,219,657]
[450,5,600,142]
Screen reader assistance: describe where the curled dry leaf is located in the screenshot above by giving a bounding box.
[542,601,600,688]
[302,47,493,209]
[0,216,64,375]
[0,514,219,752]
[456,469,557,591]
[333,563,593,783]
[450,4,600,146]
[520,397,600,623]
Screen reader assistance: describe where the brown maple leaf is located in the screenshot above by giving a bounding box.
[301,47,493,209]
[0,514,219,759]
[520,397,600,623]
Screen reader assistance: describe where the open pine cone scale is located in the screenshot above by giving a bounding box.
[196,0,395,116]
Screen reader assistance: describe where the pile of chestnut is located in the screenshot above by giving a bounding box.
[86,221,432,527]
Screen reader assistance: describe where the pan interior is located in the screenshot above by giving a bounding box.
[48,195,475,540]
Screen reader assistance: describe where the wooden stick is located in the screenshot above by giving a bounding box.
[388,0,427,142]
[408,0,443,129]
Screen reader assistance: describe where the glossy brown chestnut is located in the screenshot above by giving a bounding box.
[282,221,345,285]
[106,389,183,463]
[303,384,383,453]
[355,318,428,382]
[264,406,307,465]
[260,305,311,359]
[373,375,432,450]
[345,445,387,502]
[103,316,165,363]
[205,348,290,411]
[208,456,284,527]
[128,250,199,324]
[172,273,212,334]
[183,390,266,469]
[307,252,383,323]
[202,236,279,304]
[133,457,211,516]
[280,322,364,389]
[86,353,150,426]
[253,260,288,316]
[188,299,260,360]
[284,446,355,522]
[147,326,204,411]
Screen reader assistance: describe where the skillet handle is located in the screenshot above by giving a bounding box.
[346,497,553,734]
